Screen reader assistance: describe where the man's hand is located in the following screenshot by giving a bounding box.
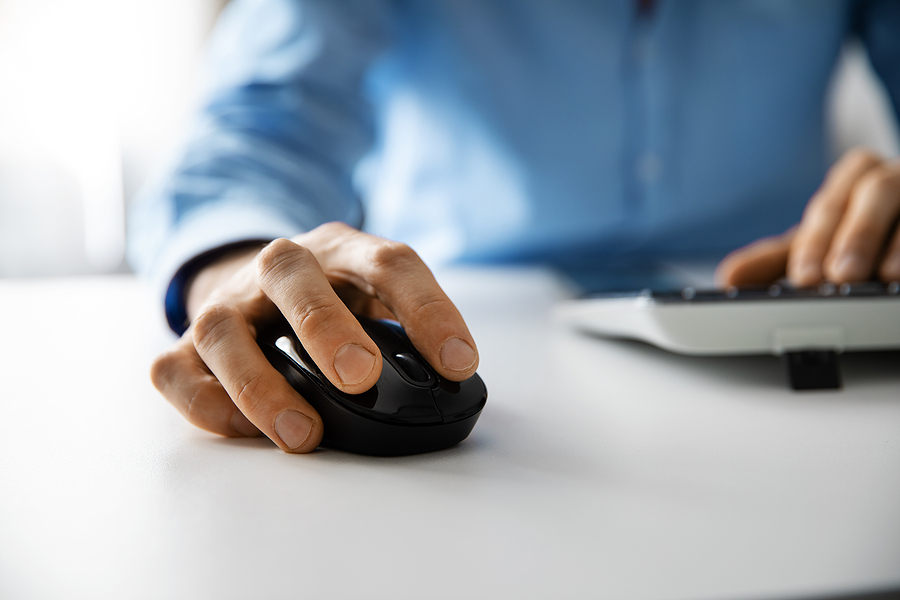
[716,147,900,287]
[150,222,479,453]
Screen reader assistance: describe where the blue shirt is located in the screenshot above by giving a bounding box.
[127,0,900,332]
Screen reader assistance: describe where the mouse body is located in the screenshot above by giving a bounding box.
[257,315,487,456]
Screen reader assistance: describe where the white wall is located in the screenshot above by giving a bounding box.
[828,40,900,160]
[0,8,897,277]
[0,0,224,276]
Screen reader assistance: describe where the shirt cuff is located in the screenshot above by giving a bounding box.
[149,201,307,335]
[164,239,272,335]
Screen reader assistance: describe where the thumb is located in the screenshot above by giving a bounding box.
[715,228,796,288]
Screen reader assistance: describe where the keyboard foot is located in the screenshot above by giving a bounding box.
[782,350,842,390]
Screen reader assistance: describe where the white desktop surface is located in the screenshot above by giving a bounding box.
[0,270,898,600]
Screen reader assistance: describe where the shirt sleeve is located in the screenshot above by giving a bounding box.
[854,0,900,122]
[127,0,395,333]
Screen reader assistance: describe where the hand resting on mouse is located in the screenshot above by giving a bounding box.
[149,222,480,453]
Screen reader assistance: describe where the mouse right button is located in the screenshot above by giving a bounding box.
[371,369,443,424]
[432,374,487,423]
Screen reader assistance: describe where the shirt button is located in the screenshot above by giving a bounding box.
[636,153,663,183]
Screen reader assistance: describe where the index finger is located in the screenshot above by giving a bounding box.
[255,238,384,395]
[297,223,479,382]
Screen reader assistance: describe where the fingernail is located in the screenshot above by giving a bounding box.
[231,411,259,437]
[833,252,868,281]
[274,410,314,451]
[440,337,477,372]
[791,262,821,286]
[333,344,377,386]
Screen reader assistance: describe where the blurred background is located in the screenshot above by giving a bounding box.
[0,0,226,277]
[0,0,897,278]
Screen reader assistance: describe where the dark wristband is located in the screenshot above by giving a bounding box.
[164,239,272,335]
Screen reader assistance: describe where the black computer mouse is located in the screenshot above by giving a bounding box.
[256,314,487,456]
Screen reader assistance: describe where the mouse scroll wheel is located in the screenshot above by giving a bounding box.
[393,352,431,383]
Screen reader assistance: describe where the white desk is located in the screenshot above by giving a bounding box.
[1,271,898,600]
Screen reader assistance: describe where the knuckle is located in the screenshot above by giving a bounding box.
[804,181,840,213]
[192,304,240,354]
[316,221,355,237]
[234,371,270,414]
[293,296,344,339]
[257,239,312,283]
[843,147,881,169]
[409,293,454,321]
[366,240,419,283]
[183,380,220,424]
[296,221,357,251]
[181,381,241,436]
[856,167,900,198]
[803,204,844,236]
[149,350,181,392]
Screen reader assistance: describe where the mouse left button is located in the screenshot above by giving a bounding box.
[275,335,318,374]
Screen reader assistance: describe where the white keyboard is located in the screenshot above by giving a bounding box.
[554,281,900,390]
